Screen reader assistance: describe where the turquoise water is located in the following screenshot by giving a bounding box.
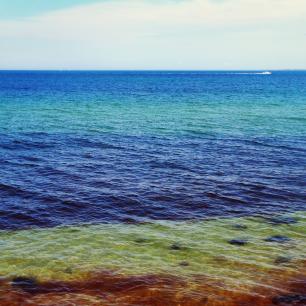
[1,71,305,137]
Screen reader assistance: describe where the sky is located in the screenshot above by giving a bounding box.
[0,0,306,70]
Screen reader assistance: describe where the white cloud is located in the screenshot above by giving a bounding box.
[0,0,306,69]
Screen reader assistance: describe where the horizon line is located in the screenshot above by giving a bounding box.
[0,69,306,72]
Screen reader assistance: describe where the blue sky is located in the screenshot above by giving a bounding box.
[0,0,305,70]
[0,0,100,18]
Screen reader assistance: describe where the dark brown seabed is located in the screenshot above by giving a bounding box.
[0,261,305,306]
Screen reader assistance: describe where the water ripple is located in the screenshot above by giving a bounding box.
[0,133,305,229]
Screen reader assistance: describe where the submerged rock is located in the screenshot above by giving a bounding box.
[134,238,148,244]
[170,243,183,250]
[264,235,291,243]
[213,255,228,263]
[64,267,73,274]
[267,216,298,225]
[272,294,306,305]
[232,224,248,230]
[11,276,38,293]
[274,256,292,265]
[228,239,248,246]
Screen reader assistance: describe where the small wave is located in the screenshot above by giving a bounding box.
[0,139,54,151]
[0,182,34,198]
[70,137,122,150]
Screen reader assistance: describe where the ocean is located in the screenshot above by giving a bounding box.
[0,71,305,305]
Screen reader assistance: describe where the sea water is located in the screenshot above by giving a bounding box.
[0,71,305,305]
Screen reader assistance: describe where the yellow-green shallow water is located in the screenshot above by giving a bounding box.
[0,212,305,287]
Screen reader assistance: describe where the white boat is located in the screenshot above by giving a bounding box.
[261,71,272,75]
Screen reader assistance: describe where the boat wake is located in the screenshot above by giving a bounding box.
[226,71,272,75]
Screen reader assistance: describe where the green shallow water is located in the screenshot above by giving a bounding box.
[0,212,305,286]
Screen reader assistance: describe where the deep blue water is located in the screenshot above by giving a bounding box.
[0,71,305,229]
